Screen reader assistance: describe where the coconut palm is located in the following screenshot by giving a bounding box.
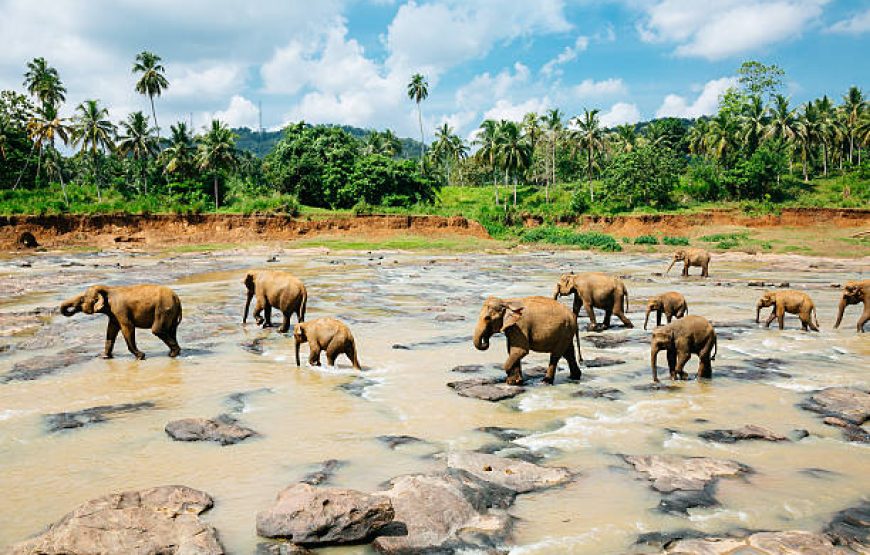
[841,86,865,165]
[612,123,638,153]
[162,122,196,177]
[362,131,385,156]
[26,103,71,188]
[686,119,709,157]
[815,95,835,176]
[765,95,798,171]
[407,73,429,170]
[197,119,238,210]
[117,111,158,194]
[496,120,531,206]
[432,123,461,185]
[380,129,402,158]
[23,57,66,110]
[795,102,821,181]
[521,112,543,186]
[741,95,767,153]
[572,108,606,202]
[474,119,501,205]
[541,109,562,201]
[0,126,7,160]
[705,112,738,166]
[133,51,169,138]
[71,99,115,201]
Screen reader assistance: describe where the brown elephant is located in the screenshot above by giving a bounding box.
[553,272,633,331]
[60,284,182,359]
[650,315,717,382]
[666,248,710,277]
[473,296,583,386]
[644,291,688,330]
[293,317,361,369]
[756,290,819,331]
[243,270,307,333]
[834,280,870,333]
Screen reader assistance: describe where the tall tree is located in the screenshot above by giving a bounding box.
[23,57,66,109]
[686,119,709,158]
[737,60,784,101]
[133,51,169,138]
[380,129,402,158]
[495,120,531,206]
[162,122,196,177]
[765,94,798,172]
[197,119,238,210]
[572,108,606,202]
[26,103,70,189]
[474,119,501,205]
[612,123,638,153]
[117,111,158,194]
[407,73,429,170]
[841,86,865,165]
[815,95,835,176]
[71,99,115,200]
[795,102,820,181]
[541,109,562,201]
[432,123,466,185]
[521,112,543,188]
[741,95,767,154]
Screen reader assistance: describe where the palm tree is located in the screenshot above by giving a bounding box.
[380,129,402,158]
[133,51,169,138]
[26,103,71,189]
[741,95,767,153]
[474,119,501,205]
[71,99,115,201]
[705,112,738,167]
[572,108,606,202]
[0,125,7,160]
[795,102,820,181]
[162,122,196,177]
[407,73,429,170]
[686,119,709,158]
[23,57,66,109]
[521,112,543,188]
[197,119,238,210]
[496,120,531,206]
[765,95,798,172]
[117,111,158,194]
[541,109,563,201]
[613,123,638,153]
[815,95,835,176]
[841,86,865,165]
[362,131,385,156]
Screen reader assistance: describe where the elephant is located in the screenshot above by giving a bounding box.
[293,317,361,369]
[552,272,634,331]
[644,291,688,330]
[834,280,870,333]
[473,296,583,386]
[243,270,307,333]
[60,284,182,360]
[756,290,819,331]
[650,315,717,382]
[666,248,710,277]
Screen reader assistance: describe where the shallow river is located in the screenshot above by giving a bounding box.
[0,247,867,553]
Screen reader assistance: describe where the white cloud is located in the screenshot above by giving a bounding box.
[826,8,870,34]
[207,95,259,128]
[600,102,641,127]
[656,77,737,118]
[573,78,627,99]
[540,36,589,77]
[482,98,550,122]
[168,64,245,99]
[636,0,829,60]
[455,63,531,109]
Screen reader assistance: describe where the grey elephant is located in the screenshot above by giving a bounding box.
[644,291,688,329]
[553,272,633,331]
[60,284,182,359]
[293,317,361,369]
[650,315,717,382]
[243,270,307,333]
[834,280,869,333]
[756,290,819,331]
[666,248,710,277]
[473,296,583,385]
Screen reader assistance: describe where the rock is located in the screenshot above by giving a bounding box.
[825,501,870,548]
[659,487,719,515]
[377,435,423,449]
[698,425,788,444]
[572,387,623,400]
[2,349,94,383]
[256,483,394,545]
[451,364,486,373]
[337,377,378,398]
[633,382,680,392]
[801,387,870,425]
[447,377,525,402]
[256,542,312,554]
[300,459,345,486]
[7,485,223,554]
[583,357,626,368]
[224,388,273,413]
[45,402,155,432]
[18,231,38,248]
[748,281,766,287]
[392,334,473,350]
[477,426,530,442]
[664,531,852,554]
[435,314,466,322]
[790,429,810,441]
[165,414,257,445]
[778,282,791,288]
[241,336,267,354]
[371,469,514,554]
[583,334,638,349]
[446,451,571,493]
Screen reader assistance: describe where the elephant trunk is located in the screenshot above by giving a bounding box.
[60,295,82,317]
[755,303,762,323]
[349,339,361,370]
[644,307,652,330]
[833,297,847,329]
[552,285,561,300]
[473,320,491,351]
[294,337,301,366]
[665,258,676,274]
[650,346,660,382]
[243,291,253,324]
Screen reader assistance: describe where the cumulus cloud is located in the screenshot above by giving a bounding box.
[600,102,641,127]
[482,98,550,122]
[540,36,589,77]
[826,8,870,34]
[455,63,531,109]
[636,0,829,60]
[207,95,259,129]
[656,77,737,118]
[168,64,245,99]
[573,78,627,99]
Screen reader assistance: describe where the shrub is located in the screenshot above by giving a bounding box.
[569,187,589,214]
[520,226,622,252]
[634,234,659,245]
[351,199,374,216]
[663,236,690,246]
[682,158,724,201]
[603,145,683,209]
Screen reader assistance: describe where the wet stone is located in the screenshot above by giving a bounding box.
[447,377,525,402]
[824,501,870,549]
[224,388,273,414]
[800,387,870,425]
[572,387,623,401]
[582,334,638,349]
[241,336,268,354]
[477,426,530,442]
[446,451,572,493]
[337,377,378,398]
[800,467,840,479]
[164,414,258,446]
[583,357,626,368]
[633,382,681,392]
[663,531,853,554]
[392,334,472,350]
[450,364,490,374]
[377,435,424,449]
[256,541,312,554]
[699,425,788,444]
[1,349,95,383]
[46,402,156,432]
[435,313,466,322]
[300,459,345,486]
[716,362,792,381]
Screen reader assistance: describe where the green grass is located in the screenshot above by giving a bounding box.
[633,234,659,245]
[520,226,622,251]
[662,236,690,246]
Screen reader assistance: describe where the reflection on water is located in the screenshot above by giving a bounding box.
[0,249,867,553]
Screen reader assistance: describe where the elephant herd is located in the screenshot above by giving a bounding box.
[58,255,869,386]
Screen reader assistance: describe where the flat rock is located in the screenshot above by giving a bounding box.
[377,435,424,449]
[7,485,223,554]
[825,501,870,549]
[256,483,394,545]
[446,451,571,493]
[664,531,852,554]
[583,357,626,368]
[448,377,525,402]
[572,387,623,400]
[623,454,750,493]
[477,426,530,442]
[224,388,273,414]
[337,377,378,398]
[45,402,155,432]
[165,415,257,445]
[392,335,472,350]
[801,387,870,425]
[2,349,94,383]
[451,364,486,374]
[435,313,466,322]
[699,425,788,444]
[372,469,514,554]
[256,542,313,554]
[583,334,640,349]
[300,459,345,486]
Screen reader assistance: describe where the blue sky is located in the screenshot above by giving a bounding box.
[0,0,867,141]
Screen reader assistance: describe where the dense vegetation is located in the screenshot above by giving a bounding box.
[0,56,867,243]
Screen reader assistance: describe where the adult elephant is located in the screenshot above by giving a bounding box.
[60,284,182,359]
[650,315,717,382]
[666,248,710,277]
[834,280,869,333]
[756,290,819,331]
[552,272,633,331]
[243,270,307,333]
[473,296,583,386]
[644,291,688,330]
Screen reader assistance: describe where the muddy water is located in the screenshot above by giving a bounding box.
[0,248,868,553]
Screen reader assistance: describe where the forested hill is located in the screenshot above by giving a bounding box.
[234,125,424,159]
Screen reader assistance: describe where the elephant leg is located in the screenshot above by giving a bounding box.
[702,263,709,277]
[564,346,582,381]
[278,310,292,334]
[675,351,691,380]
[665,311,672,324]
[120,322,145,360]
[544,353,559,385]
[154,329,180,358]
[503,347,528,386]
[583,299,598,331]
[764,308,777,328]
[102,318,120,359]
[777,306,786,330]
[682,262,689,276]
[262,302,275,328]
[698,355,712,379]
[666,347,677,380]
[857,305,870,333]
[603,308,613,329]
[613,305,634,328]
[572,295,583,317]
[325,337,345,366]
[308,343,322,366]
[658,310,663,327]
[253,298,265,325]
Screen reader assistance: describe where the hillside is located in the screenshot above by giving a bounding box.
[234,124,425,159]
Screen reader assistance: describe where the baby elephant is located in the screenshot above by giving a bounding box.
[834,280,869,333]
[60,284,182,359]
[243,270,307,333]
[666,248,710,277]
[756,290,819,331]
[650,315,717,382]
[644,291,688,329]
[293,317,361,370]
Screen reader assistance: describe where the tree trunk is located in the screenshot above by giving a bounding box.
[214,174,219,210]
[513,175,517,207]
[13,142,36,190]
[587,147,594,202]
[417,103,424,172]
[823,143,828,176]
[493,167,499,205]
[150,95,160,139]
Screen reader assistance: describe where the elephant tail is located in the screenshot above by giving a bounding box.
[349,337,361,370]
[574,324,584,362]
[176,306,183,327]
[812,306,819,329]
[299,289,308,323]
[623,287,629,313]
[711,334,717,361]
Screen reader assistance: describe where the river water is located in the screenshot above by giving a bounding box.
[0,247,867,553]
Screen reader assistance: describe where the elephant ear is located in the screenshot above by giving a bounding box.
[501,305,525,332]
[92,288,108,312]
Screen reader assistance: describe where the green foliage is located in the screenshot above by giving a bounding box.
[633,234,659,245]
[343,154,436,206]
[569,186,589,214]
[681,158,724,201]
[723,140,789,200]
[521,225,622,251]
[604,145,683,209]
[699,231,749,249]
[351,199,374,216]
[663,236,690,246]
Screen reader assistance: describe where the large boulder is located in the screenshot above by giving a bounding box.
[256,483,394,545]
[446,451,571,493]
[825,501,870,549]
[45,402,156,433]
[663,531,852,554]
[7,485,223,554]
[165,415,257,446]
[800,388,870,443]
[372,469,515,554]
[698,424,788,444]
[447,377,525,402]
